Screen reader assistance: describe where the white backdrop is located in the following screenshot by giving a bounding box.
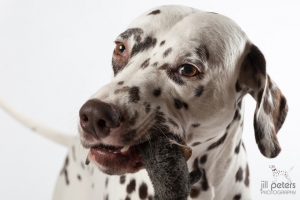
[0,1,299,200]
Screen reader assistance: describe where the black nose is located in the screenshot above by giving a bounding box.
[79,99,121,137]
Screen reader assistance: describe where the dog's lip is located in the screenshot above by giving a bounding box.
[87,141,144,173]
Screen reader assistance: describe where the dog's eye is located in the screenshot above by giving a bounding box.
[178,64,199,77]
[114,42,126,56]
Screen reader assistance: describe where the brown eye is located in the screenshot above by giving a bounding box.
[114,42,126,56]
[178,64,199,77]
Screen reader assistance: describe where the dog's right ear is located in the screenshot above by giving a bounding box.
[237,44,288,158]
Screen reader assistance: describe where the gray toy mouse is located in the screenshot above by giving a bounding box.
[138,134,203,200]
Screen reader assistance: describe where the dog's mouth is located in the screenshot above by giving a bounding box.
[86,136,192,175]
[87,142,144,175]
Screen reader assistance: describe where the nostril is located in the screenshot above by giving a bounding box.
[97,119,106,129]
[81,114,89,122]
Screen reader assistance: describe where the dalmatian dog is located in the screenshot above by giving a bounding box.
[0,5,288,200]
[269,165,292,183]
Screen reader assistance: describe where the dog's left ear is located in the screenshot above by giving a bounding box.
[237,44,288,158]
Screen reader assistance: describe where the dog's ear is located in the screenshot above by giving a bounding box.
[237,44,288,158]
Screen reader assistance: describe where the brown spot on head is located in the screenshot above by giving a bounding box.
[128,86,140,103]
[195,85,204,97]
[131,36,157,58]
[153,88,161,97]
[168,118,179,128]
[77,174,81,181]
[152,62,158,67]
[195,45,209,62]
[163,47,172,58]
[192,123,200,128]
[117,81,124,85]
[160,40,165,46]
[140,58,151,69]
[200,168,209,191]
[143,102,151,113]
[148,9,161,15]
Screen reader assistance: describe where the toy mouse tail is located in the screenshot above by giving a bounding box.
[0,96,74,147]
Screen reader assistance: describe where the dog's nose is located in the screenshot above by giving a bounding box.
[79,99,121,137]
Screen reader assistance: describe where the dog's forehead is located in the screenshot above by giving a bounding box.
[121,5,248,67]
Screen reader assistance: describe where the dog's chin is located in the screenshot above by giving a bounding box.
[87,144,144,175]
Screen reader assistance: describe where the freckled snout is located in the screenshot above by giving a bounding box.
[79,99,122,138]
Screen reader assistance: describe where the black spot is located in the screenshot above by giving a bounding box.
[235,81,242,92]
[237,101,242,109]
[122,129,137,143]
[120,175,126,184]
[140,58,151,69]
[166,70,186,85]
[182,102,188,109]
[185,52,192,57]
[160,40,165,46]
[129,86,140,103]
[174,98,183,109]
[77,174,81,181]
[128,111,138,126]
[139,183,148,199]
[117,81,124,85]
[81,161,85,169]
[159,63,169,70]
[148,9,161,15]
[235,167,243,182]
[233,194,242,200]
[200,168,209,191]
[193,157,199,170]
[105,194,109,200]
[173,98,188,110]
[119,28,143,40]
[143,102,151,113]
[195,85,204,97]
[242,142,246,152]
[148,196,153,200]
[127,179,136,194]
[207,132,228,151]
[235,140,241,154]
[125,196,130,200]
[192,142,201,147]
[192,123,200,128]
[233,110,241,121]
[168,118,179,128]
[163,47,172,58]
[105,178,109,188]
[153,88,161,97]
[257,89,264,108]
[245,164,250,187]
[195,45,209,62]
[131,36,157,58]
[190,187,200,198]
[200,154,207,165]
[208,12,218,14]
[152,62,158,67]
[60,157,69,185]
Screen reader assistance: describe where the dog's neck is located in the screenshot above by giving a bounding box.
[186,100,247,199]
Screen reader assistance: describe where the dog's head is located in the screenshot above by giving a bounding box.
[78,5,288,175]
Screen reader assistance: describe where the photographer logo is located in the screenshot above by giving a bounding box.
[260,165,296,195]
